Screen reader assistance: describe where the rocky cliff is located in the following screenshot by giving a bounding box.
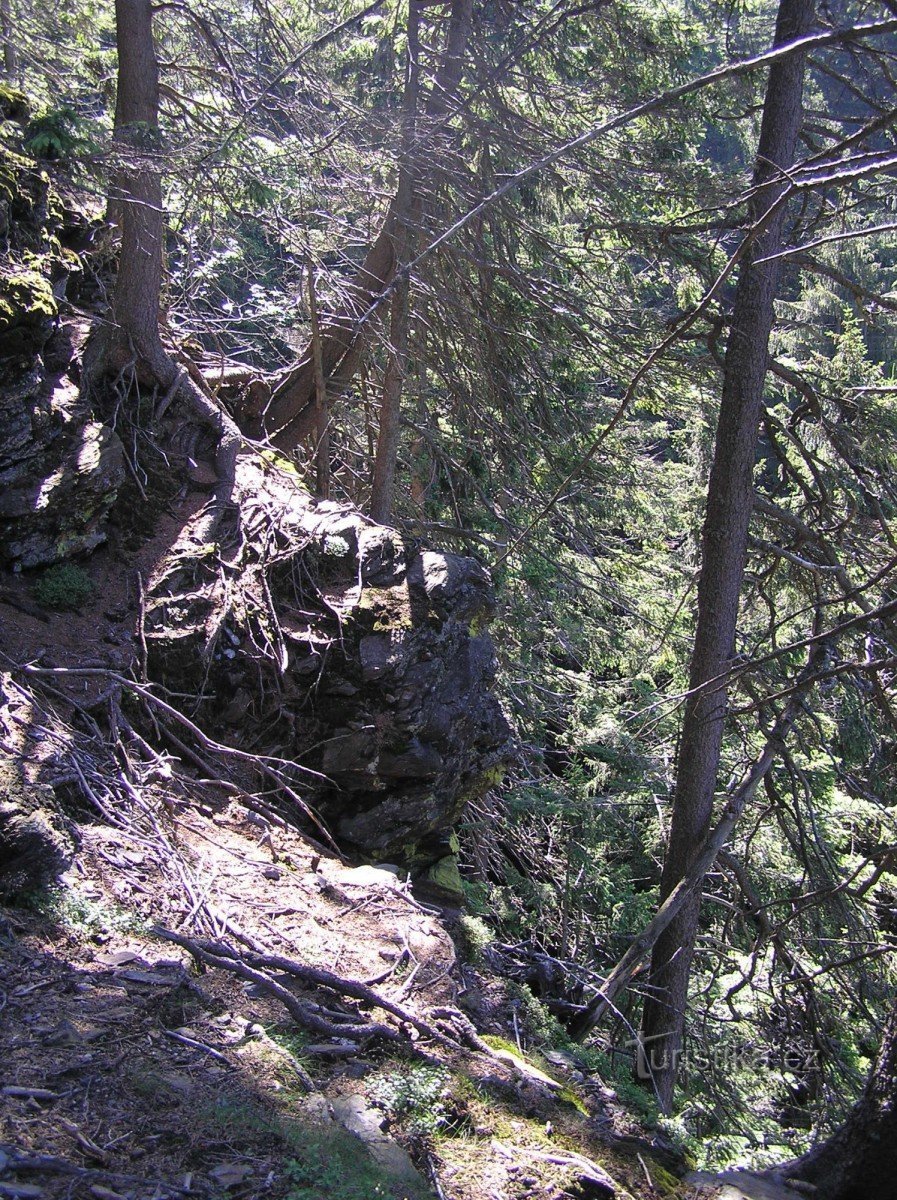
[0,98,510,889]
[144,453,512,895]
[0,93,124,568]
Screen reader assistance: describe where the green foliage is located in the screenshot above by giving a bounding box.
[25,106,93,160]
[285,1126,422,1200]
[455,913,494,964]
[368,1063,451,1137]
[17,0,897,1171]
[33,563,95,611]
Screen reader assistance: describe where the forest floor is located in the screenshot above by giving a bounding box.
[0,528,802,1200]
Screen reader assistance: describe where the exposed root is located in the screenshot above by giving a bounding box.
[8,659,339,856]
[83,331,241,545]
[155,928,463,1053]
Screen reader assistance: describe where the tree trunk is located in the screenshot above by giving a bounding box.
[262,0,472,452]
[108,0,165,372]
[307,262,331,500]
[1,0,18,83]
[93,0,240,541]
[638,0,816,1113]
[370,276,411,523]
[369,0,421,523]
[779,1002,897,1200]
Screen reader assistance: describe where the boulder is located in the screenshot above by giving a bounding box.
[0,758,75,899]
[144,453,512,876]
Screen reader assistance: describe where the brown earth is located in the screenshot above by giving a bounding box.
[0,552,687,1200]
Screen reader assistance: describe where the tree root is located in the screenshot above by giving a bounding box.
[147,350,241,545]
[83,331,241,545]
[154,928,462,1054]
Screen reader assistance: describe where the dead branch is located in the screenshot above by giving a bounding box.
[154,928,462,1051]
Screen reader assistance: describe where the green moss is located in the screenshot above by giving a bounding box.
[643,1161,686,1197]
[0,84,29,121]
[0,267,57,332]
[555,1085,589,1116]
[420,854,464,899]
[505,980,569,1046]
[259,447,302,477]
[459,763,505,805]
[357,585,414,631]
[482,1034,520,1056]
[456,913,494,963]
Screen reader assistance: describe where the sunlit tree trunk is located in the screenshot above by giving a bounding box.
[369,0,421,523]
[107,0,165,374]
[92,0,239,540]
[638,0,817,1113]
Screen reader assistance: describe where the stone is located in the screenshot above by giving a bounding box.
[337,864,401,888]
[0,415,125,567]
[358,524,406,585]
[144,454,512,879]
[0,751,75,898]
[418,855,465,902]
[684,1172,808,1200]
[0,142,124,568]
[329,1094,428,1194]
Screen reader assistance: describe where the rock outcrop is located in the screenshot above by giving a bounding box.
[144,454,512,893]
[0,687,76,899]
[0,120,124,568]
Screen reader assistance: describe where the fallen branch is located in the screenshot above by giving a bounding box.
[7,659,340,855]
[154,928,461,1052]
[0,1146,189,1194]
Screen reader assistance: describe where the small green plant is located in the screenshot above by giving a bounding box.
[286,1127,423,1200]
[28,883,148,938]
[456,913,494,963]
[25,106,91,159]
[33,563,95,611]
[322,534,350,557]
[369,1063,450,1136]
[505,980,568,1047]
[266,1025,310,1059]
[261,1024,314,1085]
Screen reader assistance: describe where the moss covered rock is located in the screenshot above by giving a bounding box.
[0,130,123,567]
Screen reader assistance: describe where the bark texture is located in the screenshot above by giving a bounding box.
[95,0,240,542]
[108,0,164,370]
[369,0,421,523]
[639,0,817,1112]
[779,1003,897,1199]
